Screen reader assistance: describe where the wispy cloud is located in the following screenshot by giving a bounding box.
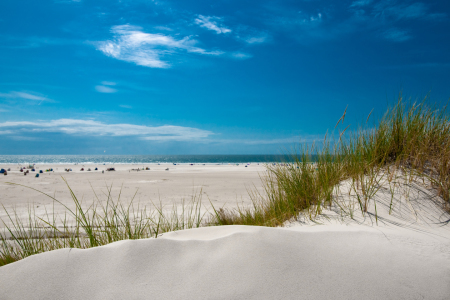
[101,81,116,86]
[204,135,322,145]
[245,36,268,44]
[119,105,132,109]
[95,85,118,93]
[0,119,213,141]
[0,91,53,102]
[194,15,231,34]
[96,25,223,68]
[231,52,252,60]
[383,28,411,42]
[357,0,447,21]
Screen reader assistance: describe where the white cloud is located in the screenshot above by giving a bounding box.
[231,52,253,60]
[101,81,116,86]
[245,36,268,44]
[96,25,223,68]
[95,85,118,93]
[194,15,232,34]
[383,28,411,42]
[0,119,213,141]
[0,91,52,102]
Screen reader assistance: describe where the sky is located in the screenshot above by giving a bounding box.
[0,0,449,155]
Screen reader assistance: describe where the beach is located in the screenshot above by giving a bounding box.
[0,163,267,229]
[1,163,450,299]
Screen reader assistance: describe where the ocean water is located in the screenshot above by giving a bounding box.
[0,155,295,164]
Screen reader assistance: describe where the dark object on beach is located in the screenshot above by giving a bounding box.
[87,168,91,171]
[165,168,169,171]
[81,168,84,171]
[190,164,194,166]
[0,169,5,174]
[35,174,39,178]
[245,165,248,167]
[39,170,43,174]
[95,168,98,171]
[102,170,104,174]
[3,171,7,175]
[7,168,10,171]
[106,168,115,171]
[32,169,35,172]
[20,169,23,172]
[145,167,150,170]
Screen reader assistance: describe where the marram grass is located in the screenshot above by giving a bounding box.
[1,180,206,266]
[210,95,450,226]
[1,94,450,266]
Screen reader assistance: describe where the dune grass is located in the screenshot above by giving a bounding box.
[0,180,206,266]
[1,94,449,267]
[210,95,450,226]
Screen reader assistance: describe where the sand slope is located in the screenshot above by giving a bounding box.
[1,171,450,299]
[1,225,449,300]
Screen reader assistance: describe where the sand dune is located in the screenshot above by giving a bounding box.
[1,169,450,299]
[1,223,449,299]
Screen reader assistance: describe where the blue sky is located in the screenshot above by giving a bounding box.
[0,0,449,154]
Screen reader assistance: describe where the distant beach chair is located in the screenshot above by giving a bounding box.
[87,168,91,171]
[39,170,43,174]
[95,168,98,171]
[32,169,35,172]
[165,168,169,171]
[3,171,7,175]
[35,174,39,178]
[81,168,84,171]
[0,169,4,174]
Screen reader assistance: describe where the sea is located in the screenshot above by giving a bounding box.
[0,155,296,165]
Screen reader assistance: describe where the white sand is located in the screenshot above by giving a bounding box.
[0,163,267,229]
[1,167,450,299]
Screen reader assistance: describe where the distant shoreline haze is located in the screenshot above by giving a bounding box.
[0,155,308,164]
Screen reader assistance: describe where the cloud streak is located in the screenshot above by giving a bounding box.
[95,85,118,93]
[0,119,213,142]
[194,15,231,34]
[383,28,411,42]
[96,25,223,68]
[0,91,52,102]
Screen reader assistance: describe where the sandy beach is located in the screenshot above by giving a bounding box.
[0,163,267,229]
[1,164,450,299]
